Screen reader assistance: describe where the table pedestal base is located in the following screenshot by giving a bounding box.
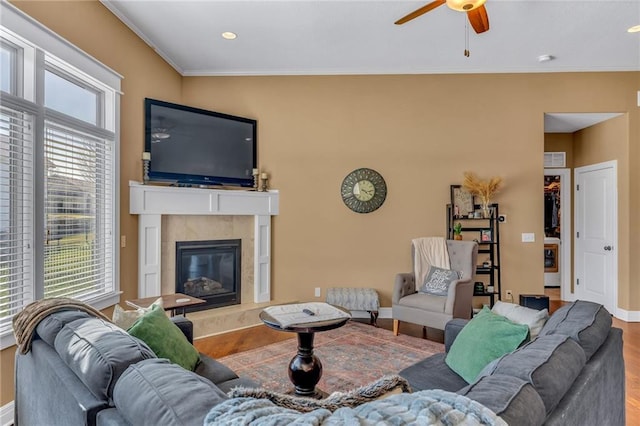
[288,332,322,397]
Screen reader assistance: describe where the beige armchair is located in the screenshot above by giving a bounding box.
[392,239,478,337]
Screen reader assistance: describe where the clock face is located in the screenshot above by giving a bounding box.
[341,168,387,213]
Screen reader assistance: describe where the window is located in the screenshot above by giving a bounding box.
[45,70,98,125]
[0,42,17,94]
[0,3,121,349]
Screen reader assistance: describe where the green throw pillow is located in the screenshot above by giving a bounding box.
[128,305,200,371]
[445,307,529,383]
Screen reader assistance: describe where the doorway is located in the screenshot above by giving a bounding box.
[544,168,572,302]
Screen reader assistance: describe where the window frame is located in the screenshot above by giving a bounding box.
[1,2,121,350]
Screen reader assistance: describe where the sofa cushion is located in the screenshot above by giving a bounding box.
[195,353,240,384]
[35,310,92,347]
[477,334,586,415]
[128,305,200,371]
[538,300,611,361]
[459,374,546,426]
[54,317,156,401]
[114,358,228,426]
[399,353,468,392]
[398,292,447,312]
[492,301,549,338]
[419,266,462,296]
[445,307,529,383]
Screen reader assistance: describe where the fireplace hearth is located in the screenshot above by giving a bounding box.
[176,239,241,312]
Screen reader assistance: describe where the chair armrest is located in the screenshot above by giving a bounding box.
[393,273,416,303]
[444,318,469,352]
[444,278,473,319]
[171,315,193,344]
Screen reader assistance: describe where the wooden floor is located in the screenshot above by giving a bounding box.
[195,290,640,425]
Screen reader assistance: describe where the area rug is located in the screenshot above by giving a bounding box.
[218,321,445,394]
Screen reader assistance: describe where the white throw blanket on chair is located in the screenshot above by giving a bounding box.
[412,237,450,288]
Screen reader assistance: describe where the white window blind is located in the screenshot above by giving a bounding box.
[0,105,34,336]
[44,122,113,300]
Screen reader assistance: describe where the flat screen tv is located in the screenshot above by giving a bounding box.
[144,98,257,187]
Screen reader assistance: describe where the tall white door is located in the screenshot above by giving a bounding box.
[574,161,617,313]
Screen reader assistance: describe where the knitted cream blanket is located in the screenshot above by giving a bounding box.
[412,237,451,287]
[12,297,111,354]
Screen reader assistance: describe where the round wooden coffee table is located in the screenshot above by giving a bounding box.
[259,305,350,398]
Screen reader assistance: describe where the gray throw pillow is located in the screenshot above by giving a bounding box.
[420,266,462,296]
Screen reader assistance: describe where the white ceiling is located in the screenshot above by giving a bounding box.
[544,113,624,133]
[100,0,639,131]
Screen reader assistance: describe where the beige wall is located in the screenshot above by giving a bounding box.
[544,133,574,167]
[2,0,639,407]
[181,74,638,312]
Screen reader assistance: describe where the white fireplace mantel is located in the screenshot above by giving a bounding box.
[129,181,279,302]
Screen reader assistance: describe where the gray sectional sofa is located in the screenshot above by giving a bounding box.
[14,310,256,426]
[399,300,625,426]
[14,300,624,425]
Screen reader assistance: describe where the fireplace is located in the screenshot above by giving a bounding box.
[175,239,241,312]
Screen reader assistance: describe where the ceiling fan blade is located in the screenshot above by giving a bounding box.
[395,0,446,25]
[467,5,490,33]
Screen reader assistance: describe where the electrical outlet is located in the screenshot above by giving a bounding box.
[521,233,535,242]
[120,235,126,248]
[314,287,321,298]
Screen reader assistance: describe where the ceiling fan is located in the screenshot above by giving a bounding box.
[395,0,490,34]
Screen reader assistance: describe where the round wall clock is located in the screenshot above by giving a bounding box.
[341,168,387,213]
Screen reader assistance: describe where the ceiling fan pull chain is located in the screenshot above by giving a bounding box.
[464,17,470,57]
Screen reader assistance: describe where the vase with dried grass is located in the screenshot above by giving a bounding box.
[462,172,504,218]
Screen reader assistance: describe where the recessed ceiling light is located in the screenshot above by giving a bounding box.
[628,25,640,33]
[221,32,237,40]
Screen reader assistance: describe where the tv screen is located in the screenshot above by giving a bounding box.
[144,98,257,187]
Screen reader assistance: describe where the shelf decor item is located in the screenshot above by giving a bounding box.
[142,152,151,184]
[462,172,504,218]
[453,222,463,240]
[252,168,259,190]
[450,185,474,218]
[260,172,269,192]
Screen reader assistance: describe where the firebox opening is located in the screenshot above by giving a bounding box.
[175,239,241,312]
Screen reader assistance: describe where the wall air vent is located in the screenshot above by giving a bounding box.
[544,152,566,168]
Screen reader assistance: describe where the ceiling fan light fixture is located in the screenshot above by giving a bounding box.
[221,31,237,40]
[628,25,640,33]
[151,128,171,140]
[446,0,486,12]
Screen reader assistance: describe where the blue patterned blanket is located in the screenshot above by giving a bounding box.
[204,389,506,425]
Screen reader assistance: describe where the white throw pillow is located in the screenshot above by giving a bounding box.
[491,300,549,339]
[112,297,164,330]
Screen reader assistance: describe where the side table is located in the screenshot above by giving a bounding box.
[126,293,206,316]
[259,303,351,398]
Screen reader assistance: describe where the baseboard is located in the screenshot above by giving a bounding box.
[1,401,13,426]
[615,308,640,322]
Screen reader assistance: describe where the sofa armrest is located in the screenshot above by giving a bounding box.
[444,318,469,352]
[393,273,416,304]
[171,315,193,344]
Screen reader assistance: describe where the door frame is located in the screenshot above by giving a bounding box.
[544,168,572,301]
[573,160,618,314]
